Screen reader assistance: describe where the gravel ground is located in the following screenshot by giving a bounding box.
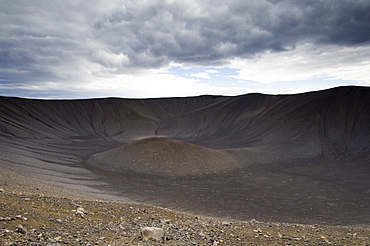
[1,189,370,246]
[1,168,370,245]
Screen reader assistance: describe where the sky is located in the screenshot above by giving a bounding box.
[1,0,370,99]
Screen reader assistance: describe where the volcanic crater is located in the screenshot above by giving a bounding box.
[1,86,369,225]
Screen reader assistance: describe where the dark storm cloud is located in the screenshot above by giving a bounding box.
[1,0,370,84]
[0,1,109,84]
[92,0,370,68]
[276,0,370,45]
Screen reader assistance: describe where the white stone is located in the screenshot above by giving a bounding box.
[76,207,87,214]
[141,227,165,242]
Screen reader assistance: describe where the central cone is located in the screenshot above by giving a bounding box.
[85,137,239,176]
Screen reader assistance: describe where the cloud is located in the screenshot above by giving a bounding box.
[91,0,370,68]
[188,69,220,79]
[206,70,219,74]
[229,43,370,84]
[0,0,370,98]
[189,72,211,79]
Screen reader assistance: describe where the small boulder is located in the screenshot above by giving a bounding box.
[141,227,165,242]
[76,211,84,217]
[15,224,27,234]
[76,207,88,214]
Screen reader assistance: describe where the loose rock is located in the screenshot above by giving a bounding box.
[77,207,88,214]
[15,224,27,234]
[141,226,165,242]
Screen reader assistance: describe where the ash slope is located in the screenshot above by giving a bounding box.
[0,86,370,225]
[1,86,369,159]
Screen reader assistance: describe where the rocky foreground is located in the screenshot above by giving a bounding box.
[1,189,369,246]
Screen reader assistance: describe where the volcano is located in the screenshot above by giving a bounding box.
[0,86,369,225]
